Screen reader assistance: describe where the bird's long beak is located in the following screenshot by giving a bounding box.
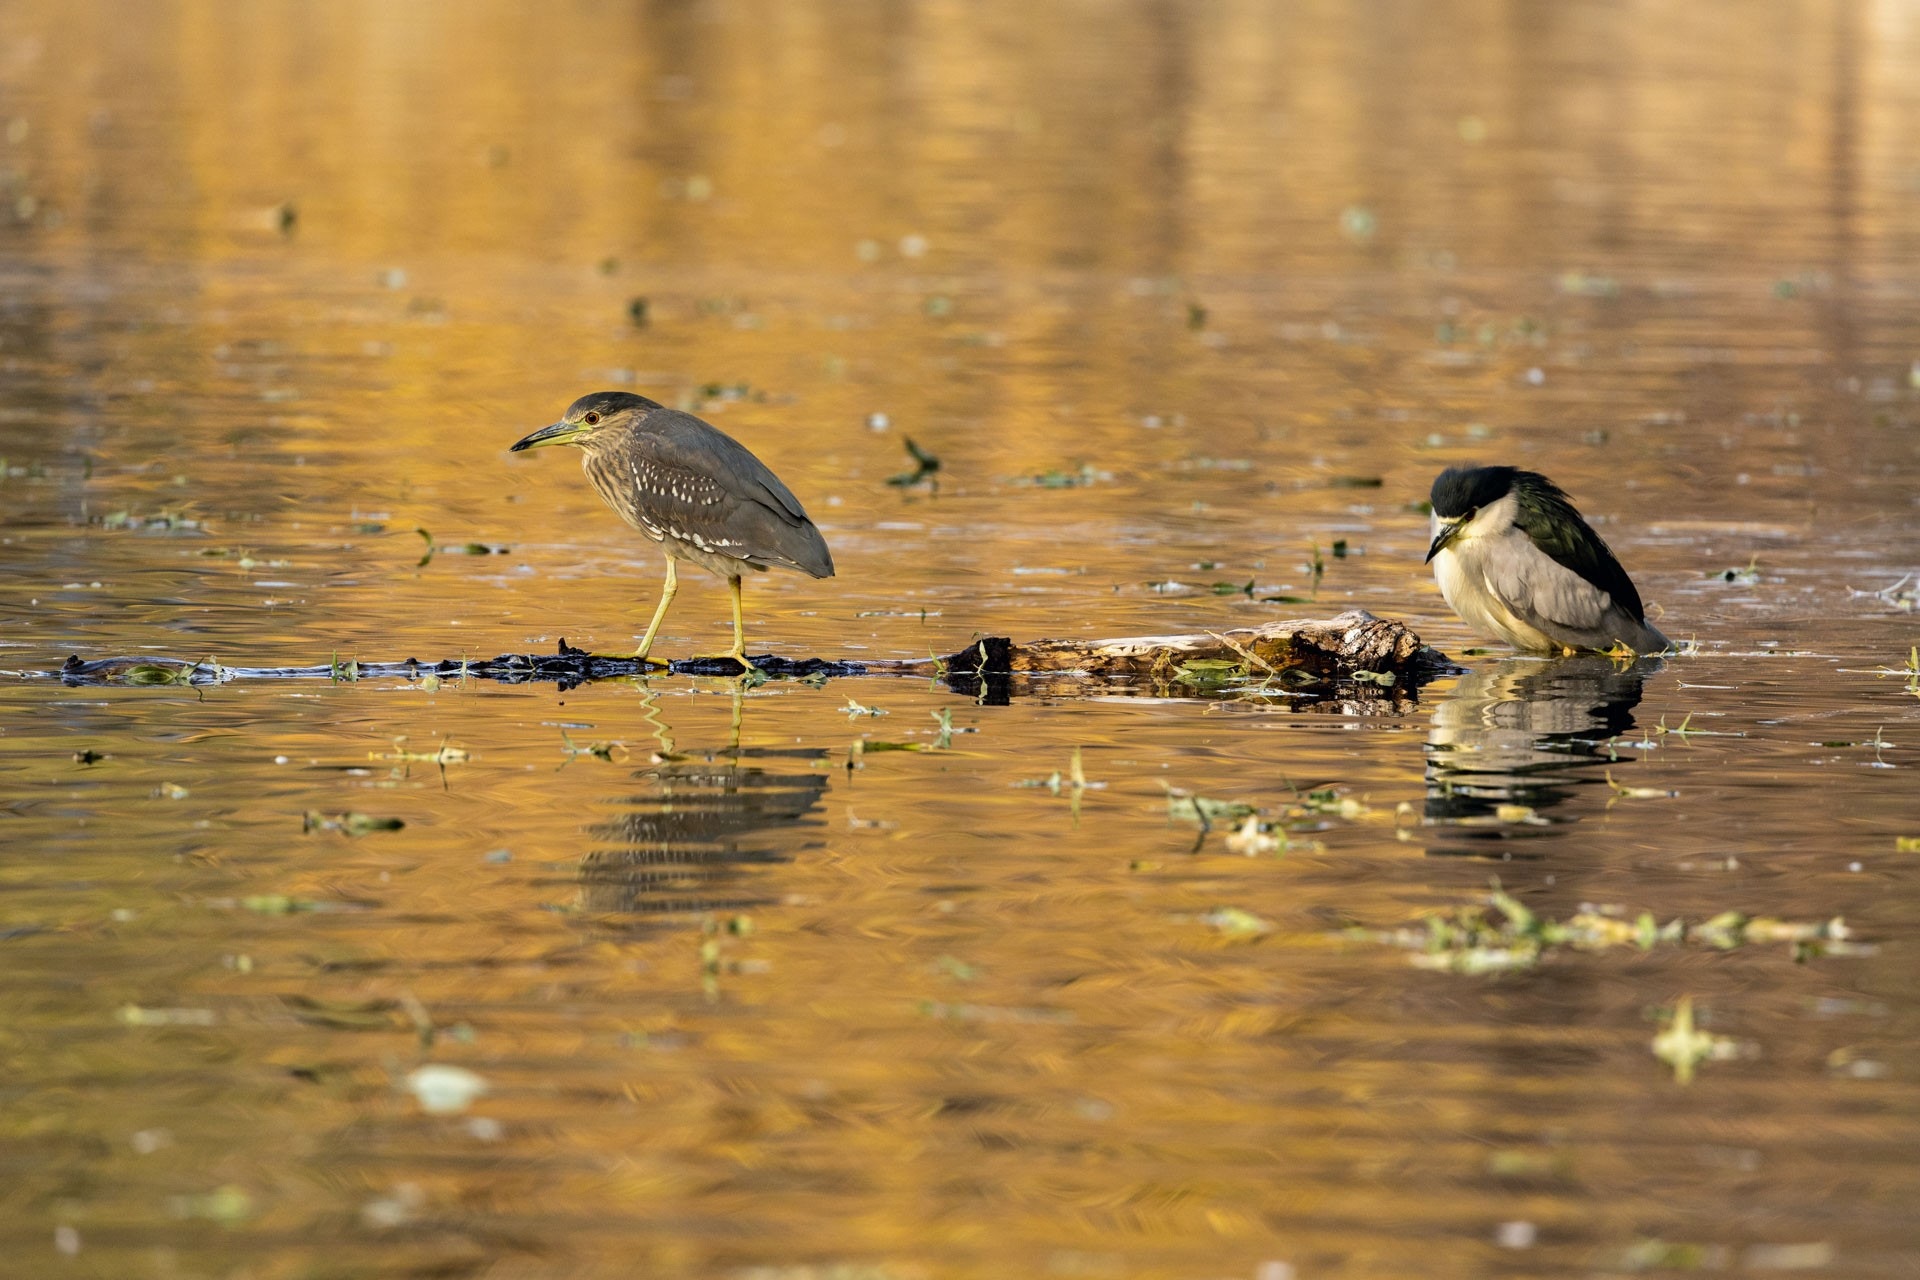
[509,420,584,452]
[1425,518,1464,564]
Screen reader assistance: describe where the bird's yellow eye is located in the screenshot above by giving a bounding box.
[584,411,601,426]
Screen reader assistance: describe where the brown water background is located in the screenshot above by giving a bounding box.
[2,2,1919,1277]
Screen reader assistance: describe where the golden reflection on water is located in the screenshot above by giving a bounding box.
[2,2,1920,1276]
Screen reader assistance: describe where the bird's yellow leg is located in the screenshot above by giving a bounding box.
[633,556,678,664]
[726,574,752,673]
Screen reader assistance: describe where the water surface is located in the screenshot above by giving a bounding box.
[2,3,1918,1277]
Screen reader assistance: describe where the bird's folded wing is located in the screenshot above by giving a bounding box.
[597,415,832,577]
[649,413,816,527]
[1494,536,1613,634]
[1511,488,1645,621]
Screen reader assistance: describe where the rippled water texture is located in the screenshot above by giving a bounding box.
[3,3,1919,1277]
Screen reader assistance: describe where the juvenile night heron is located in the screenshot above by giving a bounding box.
[510,391,834,670]
[1426,465,1671,655]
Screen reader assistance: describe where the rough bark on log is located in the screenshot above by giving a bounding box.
[942,610,1445,683]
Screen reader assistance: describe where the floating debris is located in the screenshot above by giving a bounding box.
[1652,995,1741,1085]
[119,1004,217,1027]
[885,436,940,487]
[370,738,469,785]
[303,811,405,836]
[1223,814,1283,857]
[1710,556,1762,584]
[1558,270,1621,298]
[1852,574,1919,612]
[239,895,340,914]
[1355,886,1860,974]
[168,1184,255,1225]
[99,509,203,531]
[1201,906,1275,940]
[1017,463,1107,489]
[406,1064,487,1115]
[1162,783,1256,828]
[558,731,627,768]
[1606,771,1678,801]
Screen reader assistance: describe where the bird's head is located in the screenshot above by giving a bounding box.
[510,392,661,453]
[1425,464,1524,562]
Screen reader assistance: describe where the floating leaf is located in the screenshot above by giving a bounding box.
[241,895,327,914]
[304,811,405,836]
[1651,995,1738,1085]
[169,1184,255,1225]
[119,1004,217,1027]
[1202,907,1274,939]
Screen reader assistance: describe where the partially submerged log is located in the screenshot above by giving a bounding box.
[38,610,1451,701]
[937,609,1453,705]
[948,609,1438,680]
[50,642,866,691]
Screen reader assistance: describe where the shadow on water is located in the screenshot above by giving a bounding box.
[1422,654,1664,855]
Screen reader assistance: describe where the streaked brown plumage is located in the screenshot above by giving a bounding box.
[510,391,833,668]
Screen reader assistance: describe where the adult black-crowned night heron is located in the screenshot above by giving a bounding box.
[1425,465,1671,655]
[510,392,834,670]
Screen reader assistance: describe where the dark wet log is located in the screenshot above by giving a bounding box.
[37,610,1450,697]
[50,640,870,691]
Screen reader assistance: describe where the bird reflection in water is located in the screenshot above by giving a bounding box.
[1423,653,1665,854]
[576,684,829,916]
